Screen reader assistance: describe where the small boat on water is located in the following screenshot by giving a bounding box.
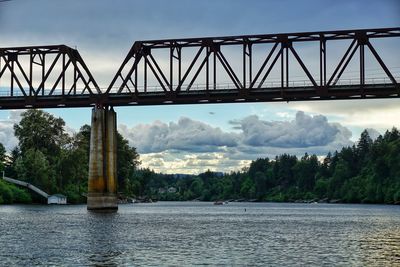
[213,200,228,205]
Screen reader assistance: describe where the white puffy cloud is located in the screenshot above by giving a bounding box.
[0,110,23,151]
[232,111,339,148]
[287,99,400,131]
[118,111,358,173]
[0,123,18,151]
[140,151,251,174]
[119,117,238,153]
[0,110,80,152]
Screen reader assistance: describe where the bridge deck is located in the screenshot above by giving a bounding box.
[0,84,397,109]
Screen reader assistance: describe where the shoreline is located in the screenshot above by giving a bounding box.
[1,200,399,206]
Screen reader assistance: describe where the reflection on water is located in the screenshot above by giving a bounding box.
[360,228,400,266]
[0,202,399,266]
[87,212,120,266]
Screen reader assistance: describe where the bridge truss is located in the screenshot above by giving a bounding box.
[0,27,399,109]
[0,45,99,108]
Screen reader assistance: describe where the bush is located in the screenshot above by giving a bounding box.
[0,180,14,203]
[394,188,400,202]
[63,184,86,204]
[10,186,31,204]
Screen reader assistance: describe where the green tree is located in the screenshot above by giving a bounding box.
[14,110,70,159]
[240,175,255,198]
[117,132,141,192]
[0,143,6,172]
[15,148,54,193]
[190,178,204,198]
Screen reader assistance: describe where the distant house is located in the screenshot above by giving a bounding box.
[168,187,177,193]
[47,194,67,205]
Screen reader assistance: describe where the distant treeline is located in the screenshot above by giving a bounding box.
[124,128,400,205]
[0,109,399,205]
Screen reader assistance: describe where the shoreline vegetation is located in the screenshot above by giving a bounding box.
[0,110,399,206]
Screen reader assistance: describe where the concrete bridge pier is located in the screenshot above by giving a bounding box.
[87,106,118,211]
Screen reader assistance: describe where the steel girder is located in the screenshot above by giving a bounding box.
[0,45,100,108]
[0,28,399,109]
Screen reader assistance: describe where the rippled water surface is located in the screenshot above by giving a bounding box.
[0,202,399,266]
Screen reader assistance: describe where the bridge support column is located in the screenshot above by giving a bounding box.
[87,106,118,211]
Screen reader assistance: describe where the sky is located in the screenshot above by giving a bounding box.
[0,0,399,174]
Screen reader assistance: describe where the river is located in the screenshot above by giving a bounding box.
[0,202,399,266]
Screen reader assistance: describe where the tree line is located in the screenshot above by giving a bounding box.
[0,109,399,205]
[121,128,400,205]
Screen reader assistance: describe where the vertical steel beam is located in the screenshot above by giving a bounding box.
[206,46,209,91]
[249,43,252,87]
[281,43,284,89]
[42,53,46,96]
[144,57,147,93]
[178,46,182,87]
[243,43,246,89]
[62,53,66,96]
[29,52,33,96]
[10,59,14,97]
[286,46,289,88]
[320,38,326,87]
[170,46,173,90]
[213,48,217,90]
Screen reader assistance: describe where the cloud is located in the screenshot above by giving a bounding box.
[0,110,23,151]
[232,111,339,148]
[140,151,251,174]
[287,99,400,131]
[119,117,238,153]
[118,111,358,173]
[0,110,80,152]
[364,128,381,141]
[120,111,353,154]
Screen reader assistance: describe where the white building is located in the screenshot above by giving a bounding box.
[47,194,67,205]
[168,187,177,193]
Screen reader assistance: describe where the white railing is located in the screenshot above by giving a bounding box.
[2,172,49,199]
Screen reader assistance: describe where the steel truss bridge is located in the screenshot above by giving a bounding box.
[0,27,399,109]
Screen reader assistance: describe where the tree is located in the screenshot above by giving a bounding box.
[117,132,141,191]
[4,147,20,178]
[357,130,372,162]
[15,148,54,193]
[190,178,204,198]
[293,154,319,192]
[254,171,267,199]
[0,143,6,172]
[14,110,70,160]
[240,175,255,198]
